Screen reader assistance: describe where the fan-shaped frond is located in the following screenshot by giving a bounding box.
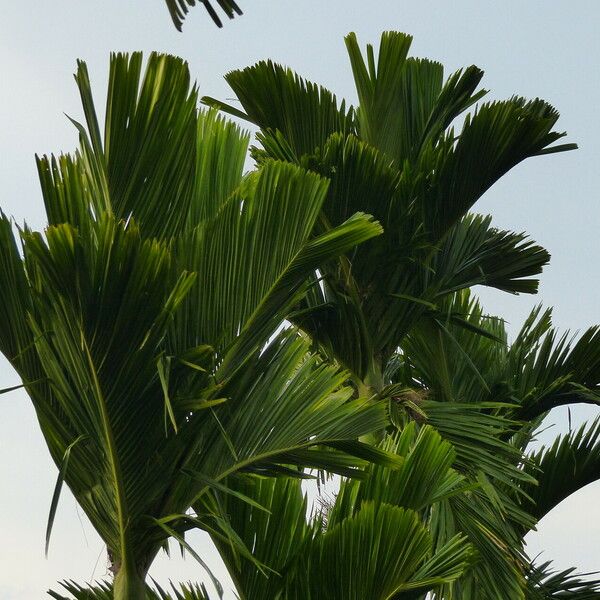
[330,423,465,524]
[433,213,550,296]
[38,54,249,241]
[218,59,355,160]
[289,502,471,600]
[345,31,486,164]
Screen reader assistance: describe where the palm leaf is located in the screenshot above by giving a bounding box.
[198,475,313,600]
[288,502,471,600]
[525,560,600,600]
[345,31,486,164]
[39,54,249,241]
[329,423,466,525]
[218,59,355,161]
[164,0,242,30]
[49,579,212,599]
[431,492,529,600]
[421,97,575,241]
[433,213,550,296]
[520,418,600,522]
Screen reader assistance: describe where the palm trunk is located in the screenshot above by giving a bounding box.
[113,562,147,600]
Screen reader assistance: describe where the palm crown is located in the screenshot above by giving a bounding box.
[207,31,572,391]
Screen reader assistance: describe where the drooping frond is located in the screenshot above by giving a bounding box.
[433,214,550,296]
[520,418,600,522]
[505,309,600,421]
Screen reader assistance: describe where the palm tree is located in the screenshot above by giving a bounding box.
[198,31,598,598]
[0,52,394,599]
[206,30,572,398]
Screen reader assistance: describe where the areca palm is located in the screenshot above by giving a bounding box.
[199,31,593,598]
[30,29,599,600]
[0,52,393,599]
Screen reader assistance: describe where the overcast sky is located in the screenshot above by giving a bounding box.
[1,1,599,598]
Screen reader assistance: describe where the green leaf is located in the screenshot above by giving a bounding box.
[164,0,242,30]
[525,559,600,599]
[45,435,86,557]
[152,518,224,598]
[434,213,550,296]
[223,59,355,160]
[520,418,600,523]
[289,502,471,600]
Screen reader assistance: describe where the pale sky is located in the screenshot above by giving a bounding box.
[1,2,599,598]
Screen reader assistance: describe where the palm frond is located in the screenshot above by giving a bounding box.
[399,291,507,403]
[49,579,212,599]
[433,213,550,296]
[189,423,471,600]
[188,330,391,482]
[432,492,529,600]
[165,0,242,30]
[501,308,600,421]
[345,31,486,164]
[330,423,465,525]
[197,475,312,600]
[39,54,250,241]
[288,502,471,600]
[525,560,600,600]
[520,418,600,522]
[219,59,355,161]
